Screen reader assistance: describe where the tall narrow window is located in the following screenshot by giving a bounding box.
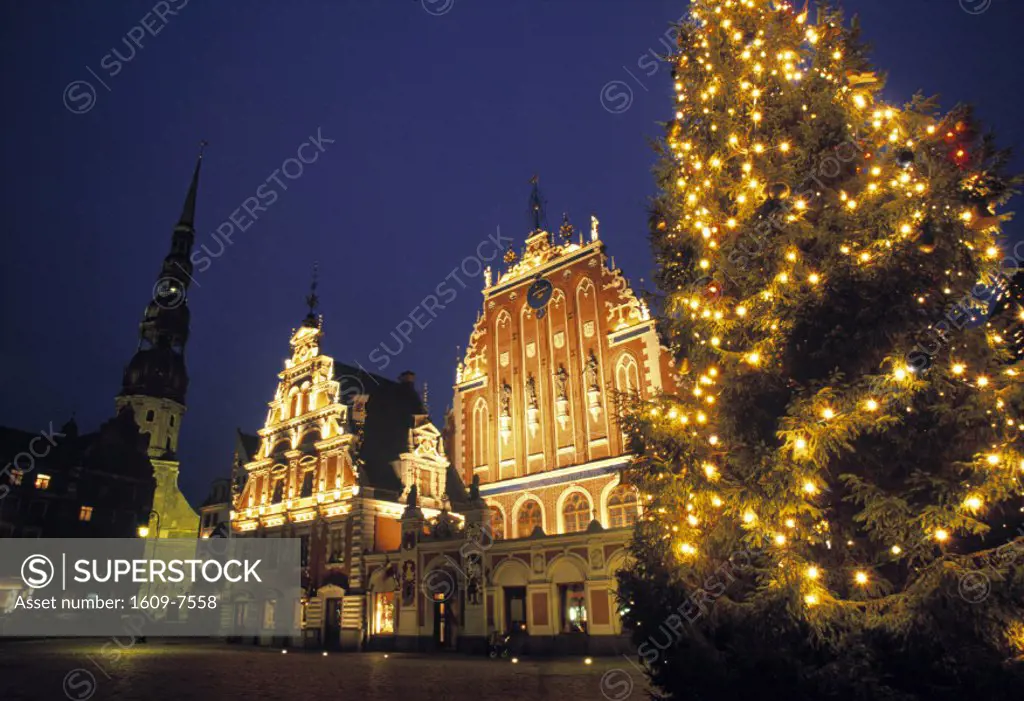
[79,505,93,522]
[562,492,591,533]
[614,353,640,394]
[516,500,543,538]
[271,481,284,504]
[300,471,314,498]
[473,398,489,469]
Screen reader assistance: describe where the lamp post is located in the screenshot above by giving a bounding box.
[136,510,161,643]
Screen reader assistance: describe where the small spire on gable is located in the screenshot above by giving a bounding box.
[303,262,320,328]
[528,174,547,234]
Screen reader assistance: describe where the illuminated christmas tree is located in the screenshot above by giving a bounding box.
[619,2,1024,698]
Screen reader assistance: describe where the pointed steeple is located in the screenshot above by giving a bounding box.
[528,174,546,234]
[303,262,320,328]
[177,141,206,229]
[119,143,207,406]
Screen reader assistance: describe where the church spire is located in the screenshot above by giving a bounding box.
[118,143,206,407]
[177,140,205,229]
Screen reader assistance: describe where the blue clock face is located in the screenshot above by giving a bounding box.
[527,278,553,317]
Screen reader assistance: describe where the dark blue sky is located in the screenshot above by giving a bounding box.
[2,0,1022,505]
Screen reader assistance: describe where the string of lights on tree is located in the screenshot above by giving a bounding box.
[621,0,1024,635]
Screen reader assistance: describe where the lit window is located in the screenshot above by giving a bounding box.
[608,485,639,528]
[374,591,395,634]
[35,474,51,490]
[489,505,505,540]
[79,505,93,522]
[516,500,543,538]
[562,492,591,533]
[10,469,23,486]
[559,583,588,634]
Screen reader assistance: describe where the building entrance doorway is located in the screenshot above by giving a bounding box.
[504,586,527,634]
[324,598,343,649]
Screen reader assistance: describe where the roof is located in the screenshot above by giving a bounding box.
[235,430,261,463]
[354,370,427,496]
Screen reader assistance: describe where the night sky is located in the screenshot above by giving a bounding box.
[1,0,1022,505]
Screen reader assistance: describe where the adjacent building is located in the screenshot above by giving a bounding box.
[1,153,204,542]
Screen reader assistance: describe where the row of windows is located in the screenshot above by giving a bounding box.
[8,471,51,489]
[488,484,639,540]
[470,352,642,467]
[0,498,95,522]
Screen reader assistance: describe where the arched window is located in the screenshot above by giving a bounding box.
[562,492,591,533]
[607,485,639,529]
[271,480,284,504]
[299,471,314,498]
[489,505,505,540]
[473,399,489,468]
[289,392,300,418]
[516,500,542,538]
[615,353,641,395]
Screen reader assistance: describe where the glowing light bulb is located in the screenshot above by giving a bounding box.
[803,481,817,494]
[679,542,696,556]
[986,454,1000,466]
[821,408,834,420]
[747,352,761,365]
[854,571,869,585]
[934,529,949,542]
[808,273,820,284]
[806,566,820,580]
[711,495,723,507]
[864,399,879,412]
[743,511,757,524]
[977,376,989,387]
[951,363,965,375]
[736,305,747,316]
[704,463,718,479]
[964,496,983,510]
[891,545,902,555]
[804,593,819,606]
[774,534,787,545]
[795,437,807,451]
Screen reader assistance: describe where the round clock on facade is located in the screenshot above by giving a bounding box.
[527,277,553,318]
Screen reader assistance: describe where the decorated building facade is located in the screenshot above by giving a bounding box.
[231,187,675,655]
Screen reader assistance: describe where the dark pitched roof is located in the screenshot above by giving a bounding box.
[355,371,427,496]
[235,429,260,463]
